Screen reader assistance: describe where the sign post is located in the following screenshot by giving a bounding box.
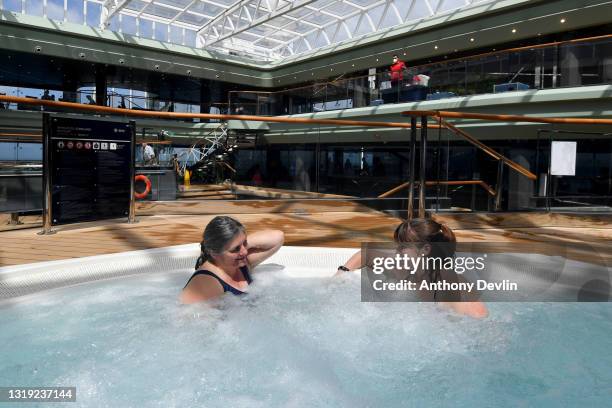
[128,120,136,223]
[39,114,55,235]
[39,115,136,233]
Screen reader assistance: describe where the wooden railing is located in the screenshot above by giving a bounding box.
[0,95,436,130]
[378,180,495,199]
[402,110,612,126]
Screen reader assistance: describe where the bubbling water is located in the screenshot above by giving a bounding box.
[0,263,610,407]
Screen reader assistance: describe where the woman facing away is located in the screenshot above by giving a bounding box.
[180,216,284,304]
[337,218,488,319]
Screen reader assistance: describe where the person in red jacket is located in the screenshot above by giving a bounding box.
[390,55,407,84]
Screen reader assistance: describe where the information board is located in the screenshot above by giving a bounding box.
[550,141,577,176]
[47,116,135,225]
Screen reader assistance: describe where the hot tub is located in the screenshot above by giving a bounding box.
[0,246,610,407]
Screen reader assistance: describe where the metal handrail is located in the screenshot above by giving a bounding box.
[0,95,439,130]
[402,110,612,126]
[378,180,495,199]
[440,120,537,181]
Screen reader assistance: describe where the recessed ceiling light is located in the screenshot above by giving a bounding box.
[560,18,566,23]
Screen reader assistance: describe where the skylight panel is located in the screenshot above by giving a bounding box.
[301,10,336,25]
[176,12,210,26]
[144,4,181,20]
[124,0,149,12]
[324,2,358,18]
[188,2,225,17]
[157,0,193,8]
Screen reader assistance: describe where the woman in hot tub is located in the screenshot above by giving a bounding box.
[180,216,284,304]
[336,218,488,318]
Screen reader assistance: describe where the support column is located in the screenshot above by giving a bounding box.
[407,116,417,219]
[61,65,79,102]
[39,113,55,235]
[95,65,107,106]
[418,115,428,218]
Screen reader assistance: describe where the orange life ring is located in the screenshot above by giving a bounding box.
[134,174,151,199]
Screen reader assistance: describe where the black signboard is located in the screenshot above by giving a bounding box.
[46,116,135,225]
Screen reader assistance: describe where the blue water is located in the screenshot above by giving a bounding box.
[1,266,611,407]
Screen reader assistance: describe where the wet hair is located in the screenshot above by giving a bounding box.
[392,54,399,59]
[393,218,457,299]
[195,216,246,270]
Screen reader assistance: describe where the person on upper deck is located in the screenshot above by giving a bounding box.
[390,55,407,84]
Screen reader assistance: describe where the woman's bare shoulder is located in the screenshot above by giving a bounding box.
[180,273,224,304]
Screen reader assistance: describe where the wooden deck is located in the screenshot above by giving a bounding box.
[1,209,610,267]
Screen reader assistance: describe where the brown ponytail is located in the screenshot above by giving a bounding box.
[394,218,457,300]
[194,241,211,270]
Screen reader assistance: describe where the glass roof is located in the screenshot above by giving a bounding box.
[2,0,499,61]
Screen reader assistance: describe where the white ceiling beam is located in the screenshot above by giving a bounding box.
[423,0,435,16]
[402,0,418,21]
[389,2,402,25]
[101,0,131,28]
[198,0,256,40]
[204,0,342,54]
[272,0,386,54]
[199,0,318,46]
[251,0,362,55]
[168,0,200,25]
[375,2,391,29]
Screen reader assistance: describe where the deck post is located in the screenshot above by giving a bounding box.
[128,120,137,223]
[407,116,417,219]
[39,113,56,235]
[418,115,428,218]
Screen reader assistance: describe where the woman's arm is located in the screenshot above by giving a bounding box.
[335,250,363,275]
[246,230,284,268]
[335,247,392,275]
[441,301,488,319]
[438,270,488,318]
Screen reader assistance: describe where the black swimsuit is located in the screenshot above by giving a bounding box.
[184,266,252,295]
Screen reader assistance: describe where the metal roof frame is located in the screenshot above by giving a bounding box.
[6,0,493,61]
